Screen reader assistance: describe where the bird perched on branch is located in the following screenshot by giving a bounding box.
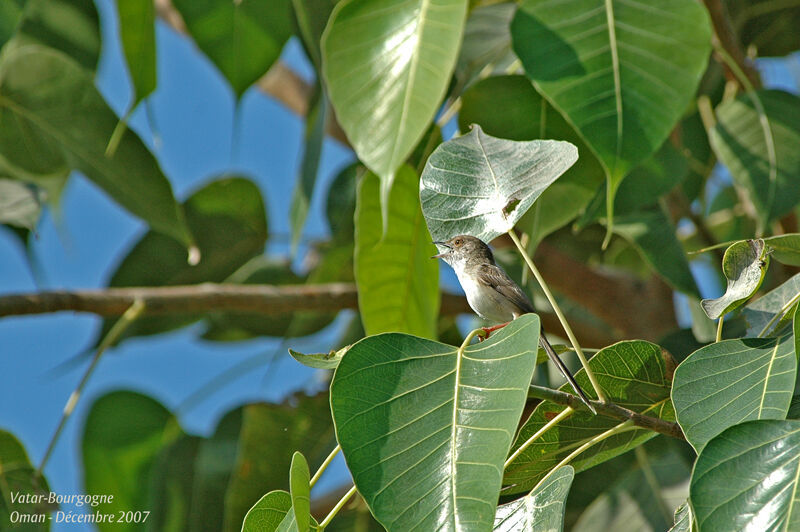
[433,234,596,414]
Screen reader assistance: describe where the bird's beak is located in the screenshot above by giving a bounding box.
[431,241,451,259]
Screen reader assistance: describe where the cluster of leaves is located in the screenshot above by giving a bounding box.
[3,0,800,531]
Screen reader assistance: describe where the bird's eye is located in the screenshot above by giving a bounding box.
[454,239,462,246]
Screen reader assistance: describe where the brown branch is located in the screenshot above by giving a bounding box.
[527,385,685,441]
[702,0,761,88]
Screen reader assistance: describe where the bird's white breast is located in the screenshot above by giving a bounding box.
[450,259,516,324]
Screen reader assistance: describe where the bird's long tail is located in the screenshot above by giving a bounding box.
[539,334,598,415]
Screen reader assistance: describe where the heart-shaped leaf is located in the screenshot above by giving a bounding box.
[742,272,800,337]
[330,314,540,531]
[504,340,675,495]
[172,0,292,97]
[701,239,768,319]
[709,90,800,231]
[322,0,468,193]
[511,0,711,229]
[494,466,574,532]
[691,420,800,532]
[420,125,578,242]
[356,165,439,338]
[672,335,796,453]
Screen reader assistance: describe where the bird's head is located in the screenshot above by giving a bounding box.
[432,235,494,266]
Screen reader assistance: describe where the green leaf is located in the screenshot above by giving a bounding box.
[765,233,800,267]
[172,0,292,96]
[709,90,800,230]
[420,125,578,243]
[511,0,711,228]
[494,466,574,532]
[611,208,701,298]
[742,272,800,337]
[454,3,518,95]
[289,90,326,255]
[322,0,468,189]
[690,420,800,532]
[6,0,100,70]
[288,453,310,532]
[504,340,675,495]
[672,335,796,453]
[330,314,540,531]
[82,391,182,532]
[117,0,157,105]
[147,434,202,531]
[700,239,768,319]
[728,0,800,58]
[669,501,694,532]
[0,0,25,49]
[0,179,45,230]
[458,75,604,246]
[0,430,53,530]
[241,490,312,532]
[288,344,350,370]
[356,165,439,338]
[325,163,359,243]
[100,176,267,342]
[223,392,336,532]
[291,0,335,68]
[0,46,192,246]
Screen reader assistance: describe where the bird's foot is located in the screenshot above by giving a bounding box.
[477,322,510,342]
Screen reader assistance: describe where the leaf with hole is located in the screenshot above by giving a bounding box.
[672,334,796,453]
[701,239,768,319]
[330,314,540,531]
[322,0,467,198]
[494,466,574,532]
[504,340,675,495]
[511,0,711,230]
[690,420,800,532]
[420,125,578,243]
[356,165,439,338]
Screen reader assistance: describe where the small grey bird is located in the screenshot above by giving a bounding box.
[433,234,596,414]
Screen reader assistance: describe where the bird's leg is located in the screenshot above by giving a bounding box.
[477,322,510,341]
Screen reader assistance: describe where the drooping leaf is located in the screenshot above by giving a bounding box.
[330,314,540,531]
[288,453,311,532]
[223,392,336,532]
[99,176,267,342]
[0,179,45,230]
[82,391,182,532]
[172,0,292,96]
[611,208,701,298]
[494,466,574,532]
[765,233,800,267]
[691,420,800,532]
[288,344,351,370]
[356,165,439,338]
[6,0,101,70]
[322,0,468,196]
[709,90,800,231]
[289,90,326,255]
[742,272,800,337]
[504,341,675,495]
[511,0,711,229]
[117,0,157,105]
[0,46,192,246]
[458,75,604,246]
[0,430,53,528]
[672,335,796,453]
[700,239,768,319]
[420,125,578,243]
[454,3,518,95]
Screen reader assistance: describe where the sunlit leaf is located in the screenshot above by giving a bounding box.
[691,420,800,532]
[504,341,675,495]
[322,0,468,196]
[420,125,578,243]
[668,501,694,532]
[172,0,292,96]
[709,90,800,231]
[700,239,768,319]
[0,179,45,230]
[0,46,192,246]
[331,315,540,530]
[494,466,574,532]
[356,165,439,338]
[672,334,796,452]
[288,344,350,370]
[512,0,711,229]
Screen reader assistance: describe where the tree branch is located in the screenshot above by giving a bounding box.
[702,0,761,88]
[528,384,685,441]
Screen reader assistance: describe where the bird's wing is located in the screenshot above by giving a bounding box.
[477,264,535,314]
